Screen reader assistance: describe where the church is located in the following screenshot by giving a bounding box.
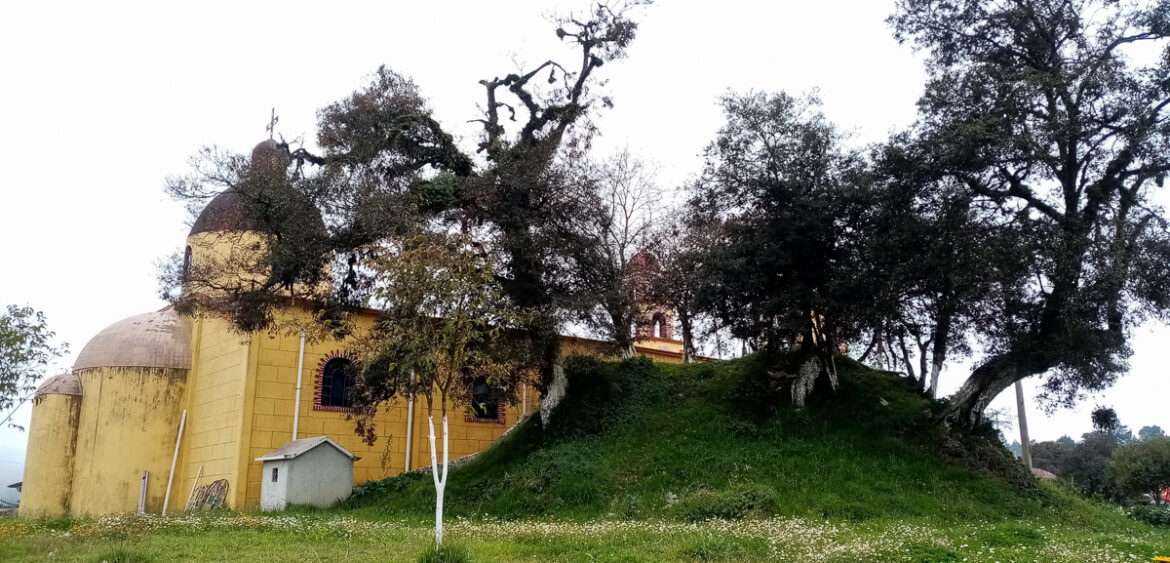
[19,140,689,516]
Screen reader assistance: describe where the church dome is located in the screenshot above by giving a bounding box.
[73,308,192,371]
[188,140,324,237]
[188,189,263,236]
[35,372,82,397]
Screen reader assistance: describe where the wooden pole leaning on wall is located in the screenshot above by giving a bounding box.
[184,465,204,511]
[162,410,187,516]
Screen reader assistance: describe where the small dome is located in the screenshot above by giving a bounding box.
[74,308,192,371]
[188,189,263,236]
[35,372,82,397]
[251,138,283,166]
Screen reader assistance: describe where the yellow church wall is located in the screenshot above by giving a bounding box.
[163,305,681,511]
[69,367,187,515]
[171,315,252,511]
[229,307,546,507]
[19,393,81,516]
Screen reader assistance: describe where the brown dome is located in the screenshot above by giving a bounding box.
[189,140,325,237]
[35,372,82,397]
[188,189,266,236]
[74,308,192,371]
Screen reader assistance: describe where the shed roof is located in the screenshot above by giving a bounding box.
[255,436,357,462]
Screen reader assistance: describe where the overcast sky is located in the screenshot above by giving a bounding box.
[0,0,1165,474]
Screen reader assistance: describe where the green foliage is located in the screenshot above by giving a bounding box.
[89,545,154,563]
[1062,431,1126,500]
[673,484,778,521]
[0,304,66,430]
[1112,438,1170,502]
[417,542,472,563]
[678,534,770,561]
[890,0,1170,424]
[1128,505,1170,527]
[688,91,871,381]
[1140,426,1166,441]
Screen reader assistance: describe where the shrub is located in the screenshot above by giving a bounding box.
[675,484,777,521]
[1111,437,1170,503]
[89,546,153,563]
[417,542,472,563]
[1128,505,1170,527]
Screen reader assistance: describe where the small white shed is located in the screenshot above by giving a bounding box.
[255,436,358,511]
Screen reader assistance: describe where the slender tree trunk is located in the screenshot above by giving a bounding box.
[427,399,450,546]
[679,308,695,364]
[928,304,954,399]
[858,330,879,364]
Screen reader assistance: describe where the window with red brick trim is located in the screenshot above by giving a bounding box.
[314,353,356,412]
[465,376,506,424]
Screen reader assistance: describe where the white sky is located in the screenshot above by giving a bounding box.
[0,0,1164,481]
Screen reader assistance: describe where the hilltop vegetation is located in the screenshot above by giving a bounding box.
[344,357,1105,524]
[6,358,1170,562]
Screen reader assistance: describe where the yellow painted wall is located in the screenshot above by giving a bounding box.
[19,393,81,516]
[69,367,187,515]
[228,307,546,507]
[171,315,251,510]
[87,305,681,512]
[184,232,330,300]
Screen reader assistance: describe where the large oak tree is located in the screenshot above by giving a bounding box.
[891,0,1170,429]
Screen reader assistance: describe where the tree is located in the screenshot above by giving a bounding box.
[859,139,1026,396]
[1092,406,1122,434]
[1112,437,1170,505]
[891,0,1170,429]
[163,3,648,415]
[1140,425,1167,440]
[576,148,660,357]
[0,305,66,430]
[1032,438,1074,475]
[689,91,875,405]
[646,214,719,363]
[458,2,647,406]
[348,233,533,546]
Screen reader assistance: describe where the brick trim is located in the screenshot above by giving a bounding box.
[313,351,355,413]
[465,400,507,424]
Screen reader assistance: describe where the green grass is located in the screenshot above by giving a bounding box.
[342,355,1093,524]
[5,356,1168,561]
[2,512,1169,561]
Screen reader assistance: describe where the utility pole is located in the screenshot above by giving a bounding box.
[1015,380,1032,470]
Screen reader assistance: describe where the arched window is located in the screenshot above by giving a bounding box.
[651,311,671,340]
[182,246,193,282]
[315,355,355,410]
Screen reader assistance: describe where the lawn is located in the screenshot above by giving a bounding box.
[2,512,1167,562]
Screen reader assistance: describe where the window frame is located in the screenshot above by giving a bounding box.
[464,377,506,424]
[313,352,357,413]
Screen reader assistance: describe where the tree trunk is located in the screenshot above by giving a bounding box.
[679,308,695,364]
[928,304,954,399]
[427,405,449,546]
[938,353,1031,430]
[608,307,637,359]
[540,359,567,428]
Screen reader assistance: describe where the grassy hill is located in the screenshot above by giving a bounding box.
[341,355,1105,525]
[6,356,1169,562]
